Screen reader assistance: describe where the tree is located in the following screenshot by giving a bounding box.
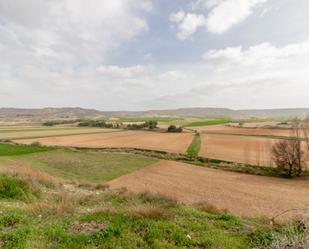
[146,120,158,129]
[271,118,306,177]
[167,125,183,133]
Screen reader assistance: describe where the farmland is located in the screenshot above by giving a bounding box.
[199,133,277,166]
[0,120,308,248]
[0,126,119,140]
[192,124,294,138]
[108,160,309,218]
[15,130,194,154]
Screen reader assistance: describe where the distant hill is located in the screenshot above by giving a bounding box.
[0,107,308,122]
[239,108,309,118]
[0,107,103,122]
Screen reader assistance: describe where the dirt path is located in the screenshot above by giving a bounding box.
[108,160,309,218]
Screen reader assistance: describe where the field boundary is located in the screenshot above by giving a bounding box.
[186,132,201,157]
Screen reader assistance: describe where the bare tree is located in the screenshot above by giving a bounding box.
[271,118,305,177]
[302,114,309,151]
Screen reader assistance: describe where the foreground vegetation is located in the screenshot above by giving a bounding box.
[1,176,307,249]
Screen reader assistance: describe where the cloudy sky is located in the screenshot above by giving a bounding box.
[0,0,309,110]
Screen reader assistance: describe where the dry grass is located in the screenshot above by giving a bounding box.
[195,202,228,215]
[138,191,178,207]
[265,219,309,249]
[0,166,62,192]
[0,166,63,187]
[29,192,76,217]
[131,204,174,220]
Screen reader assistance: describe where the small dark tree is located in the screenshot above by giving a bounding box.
[167,125,183,133]
[146,120,158,130]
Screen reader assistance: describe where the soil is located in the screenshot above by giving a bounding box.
[108,160,309,219]
[15,131,194,154]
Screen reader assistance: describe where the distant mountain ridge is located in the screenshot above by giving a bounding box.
[0,107,308,121]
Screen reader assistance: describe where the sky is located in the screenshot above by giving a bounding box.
[0,0,309,111]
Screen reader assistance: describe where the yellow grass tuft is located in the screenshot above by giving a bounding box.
[0,165,62,189]
[29,192,76,217]
[195,202,228,215]
[131,204,174,220]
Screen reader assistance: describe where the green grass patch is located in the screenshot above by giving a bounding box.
[0,191,298,249]
[186,133,201,157]
[19,150,158,183]
[0,143,54,156]
[0,176,30,200]
[185,118,230,127]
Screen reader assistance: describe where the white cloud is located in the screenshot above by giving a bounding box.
[97,65,153,78]
[206,0,268,34]
[204,41,309,69]
[141,40,309,109]
[158,71,189,81]
[169,10,185,23]
[170,12,207,40]
[171,0,268,39]
[0,0,151,68]
[0,0,153,108]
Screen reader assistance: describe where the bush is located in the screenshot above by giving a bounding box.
[127,120,158,130]
[78,120,118,128]
[167,125,183,133]
[43,119,80,126]
[145,120,158,129]
[0,176,30,200]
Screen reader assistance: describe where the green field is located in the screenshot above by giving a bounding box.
[186,133,201,157]
[185,118,230,127]
[0,143,54,156]
[1,148,157,183]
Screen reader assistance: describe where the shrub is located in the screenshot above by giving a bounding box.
[145,120,158,129]
[78,120,118,128]
[0,176,30,200]
[167,125,183,133]
[43,119,80,126]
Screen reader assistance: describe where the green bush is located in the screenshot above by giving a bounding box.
[43,119,81,126]
[0,176,30,200]
[127,120,158,130]
[78,120,116,128]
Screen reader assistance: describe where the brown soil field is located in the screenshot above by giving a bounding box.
[199,133,278,166]
[108,160,309,218]
[0,127,116,140]
[15,130,194,154]
[192,125,293,137]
